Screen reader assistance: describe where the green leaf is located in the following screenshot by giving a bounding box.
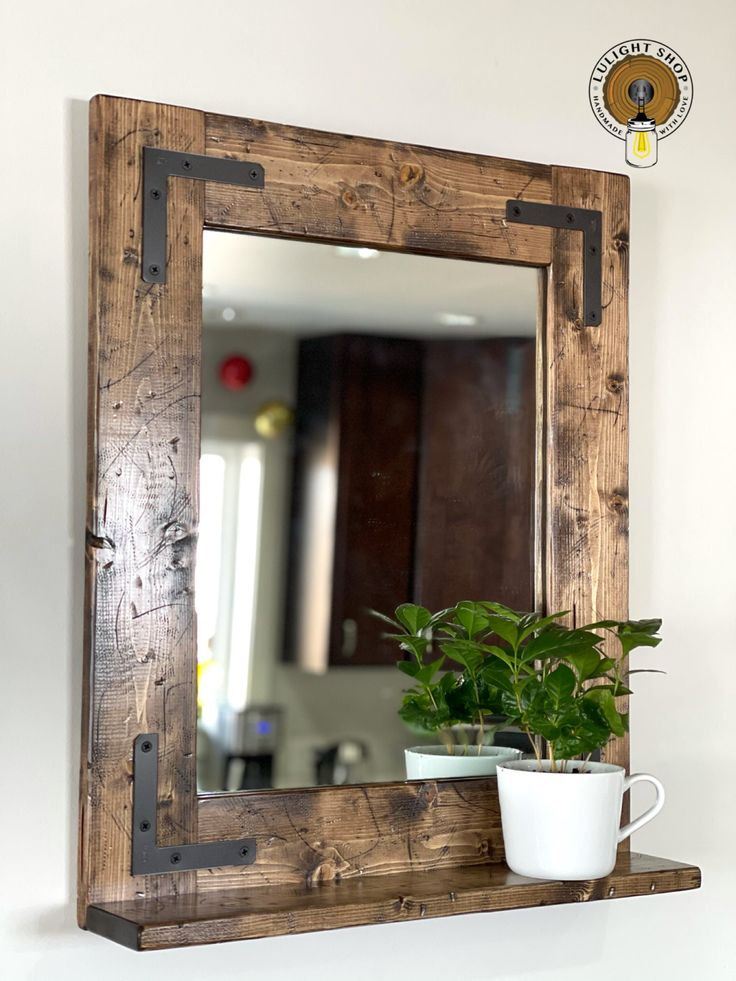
[479,601,524,623]
[440,639,484,674]
[397,660,420,678]
[588,655,616,678]
[480,660,515,694]
[585,682,634,697]
[583,688,626,737]
[395,603,433,634]
[484,615,519,648]
[518,611,570,642]
[563,648,602,683]
[625,618,663,634]
[398,636,429,660]
[454,601,491,639]
[617,619,662,657]
[439,672,456,693]
[545,664,577,707]
[521,626,599,661]
[475,643,516,670]
[415,660,443,686]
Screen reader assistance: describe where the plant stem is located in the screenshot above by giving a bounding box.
[524,728,543,767]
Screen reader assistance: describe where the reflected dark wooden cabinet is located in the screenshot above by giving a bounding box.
[285,333,536,667]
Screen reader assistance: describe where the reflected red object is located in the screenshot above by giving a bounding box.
[219,355,254,390]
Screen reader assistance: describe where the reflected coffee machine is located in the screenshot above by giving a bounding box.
[218,705,283,790]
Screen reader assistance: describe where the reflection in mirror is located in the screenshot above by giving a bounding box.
[196,232,538,792]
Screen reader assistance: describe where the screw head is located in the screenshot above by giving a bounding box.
[239,846,249,858]
[147,265,160,277]
[249,168,259,181]
[589,245,597,255]
[512,205,521,216]
[182,159,192,170]
[170,852,182,865]
[139,820,151,833]
[565,212,575,224]
[141,739,153,753]
[150,188,161,200]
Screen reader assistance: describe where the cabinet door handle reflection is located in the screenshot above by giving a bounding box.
[342,619,358,658]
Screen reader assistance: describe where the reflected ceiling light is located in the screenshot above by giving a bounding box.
[436,312,478,327]
[335,246,380,259]
[222,307,236,322]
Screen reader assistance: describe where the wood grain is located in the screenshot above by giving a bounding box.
[87,852,701,950]
[203,113,554,265]
[80,95,205,923]
[196,778,503,892]
[544,167,631,777]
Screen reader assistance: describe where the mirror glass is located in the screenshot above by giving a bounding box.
[196,231,538,792]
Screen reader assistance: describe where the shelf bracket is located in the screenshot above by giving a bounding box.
[141,145,265,284]
[132,734,256,875]
[505,200,603,327]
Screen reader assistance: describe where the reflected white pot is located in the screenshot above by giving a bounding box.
[404,745,523,780]
[497,759,665,880]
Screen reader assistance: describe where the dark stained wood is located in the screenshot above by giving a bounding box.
[285,335,423,667]
[544,168,631,779]
[196,777,504,893]
[414,338,536,612]
[88,852,701,950]
[80,95,205,923]
[203,113,554,266]
[332,336,424,664]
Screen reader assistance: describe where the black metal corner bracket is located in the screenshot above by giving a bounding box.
[505,200,603,327]
[141,146,265,285]
[132,733,256,875]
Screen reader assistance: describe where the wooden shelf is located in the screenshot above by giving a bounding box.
[86,852,700,951]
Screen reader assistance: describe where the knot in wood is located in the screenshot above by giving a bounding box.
[163,521,188,542]
[399,162,423,187]
[607,493,627,514]
[341,188,358,208]
[606,373,626,394]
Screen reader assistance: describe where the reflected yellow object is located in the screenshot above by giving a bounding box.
[255,400,294,438]
[197,658,216,710]
[633,131,651,158]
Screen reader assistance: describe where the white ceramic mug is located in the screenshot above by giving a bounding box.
[496,759,665,880]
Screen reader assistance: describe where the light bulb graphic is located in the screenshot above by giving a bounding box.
[625,78,658,169]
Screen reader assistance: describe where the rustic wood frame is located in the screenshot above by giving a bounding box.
[80,95,699,950]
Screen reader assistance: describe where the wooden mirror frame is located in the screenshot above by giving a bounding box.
[79,95,699,951]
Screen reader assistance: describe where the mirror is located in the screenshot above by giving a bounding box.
[196,232,538,792]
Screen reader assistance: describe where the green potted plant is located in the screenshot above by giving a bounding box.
[478,604,667,880]
[375,601,526,779]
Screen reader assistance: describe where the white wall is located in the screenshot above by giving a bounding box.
[2,1,734,977]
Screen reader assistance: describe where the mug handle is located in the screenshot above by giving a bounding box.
[617,773,665,843]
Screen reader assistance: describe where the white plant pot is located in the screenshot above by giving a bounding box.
[404,745,523,780]
[497,759,665,880]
